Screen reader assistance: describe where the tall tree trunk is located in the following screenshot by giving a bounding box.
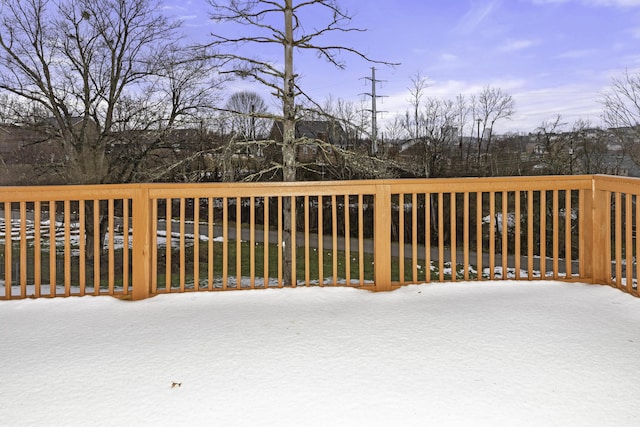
[84,201,108,283]
[282,0,296,286]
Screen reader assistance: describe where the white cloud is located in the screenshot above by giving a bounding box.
[587,0,640,6]
[501,84,605,132]
[529,0,570,4]
[530,0,640,6]
[377,78,531,132]
[453,0,503,35]
[441,53,458,61]
[376,78,611,134]
[498,39,540,53]
[554,49,596,59]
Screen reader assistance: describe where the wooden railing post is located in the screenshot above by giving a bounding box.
[374,184,392,291]
[589,177,611,285]
[131,185,152,300]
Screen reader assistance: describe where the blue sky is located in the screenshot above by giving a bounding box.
[164,0,640,134]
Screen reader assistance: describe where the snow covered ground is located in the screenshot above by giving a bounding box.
[1,281,639,426]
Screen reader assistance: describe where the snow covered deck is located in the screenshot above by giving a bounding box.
[1,281,638,426]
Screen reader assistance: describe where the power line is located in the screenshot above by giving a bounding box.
[361,67,387,155]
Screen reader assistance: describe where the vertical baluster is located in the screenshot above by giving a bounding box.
[451,192,457,282]
[635,194,640,295]
[606,191,613,283]
[625,193,633,292]
[502,191,508,280]
[317,196,324,286]
[515,191,521,280]
[527,190,534,280]
[412,193,418,283]
[540,191,547,278]
[20,201,27,297]
[108,199,114,294]
[489,192,495,280]
[304,196,309,286]
[277,196,282,287]
[398,193,405,284]
[476,192,483,281]
[180,198,186,292]
[566,190,573,279]
[344,194,351,286]
[64,200,71,296]
[331,194,337,286]
[165,199,172,291]
[291,195,296,287]
[249,196,255,289]
[222,197,228,290]
[463,192,470,281]
[92,200,99,295]
[34,201,42,297]
[263,196,269,288]
[78,201,85,295]
[123,198,130,295]
[194,197,200,291]
[425,193,431,283]
[438,192,444,282]
[578,189,586,280]
[615,192,622,288]
[4,202,12,298]
[208,197,214,290]
[51,201,58,296]
[358,194,365,286]
[151,199,158,294]
[553,190,560,280]
[236,197,241,289]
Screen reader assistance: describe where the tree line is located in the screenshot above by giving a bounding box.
[2,0,639,187]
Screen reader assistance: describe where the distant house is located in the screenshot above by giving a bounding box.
[267,120,348,164]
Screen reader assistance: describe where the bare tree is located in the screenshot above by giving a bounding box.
[225,91,270,141]
[533,116,617,175]
[398,82,514,177]
[0,0,219,184]
[400,73,455,179]
[420,98,457,178]
[571,119,614,175]
[474,86,515,170]
[454,93,472,165]
[602,70,640,131]
[337,98,369,149]
[533,115,570,175]
[206,0,394,285]
[404,70,430,142]
[601,70,640,168]
[484,132,530,176]
[0,0,220,258]
[384,115,406,146]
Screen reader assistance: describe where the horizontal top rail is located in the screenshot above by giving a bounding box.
[593,174,640,194]
[0,175,598,202]
[0,185,140,202]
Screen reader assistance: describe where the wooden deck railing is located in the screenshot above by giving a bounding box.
[1,175,638,300]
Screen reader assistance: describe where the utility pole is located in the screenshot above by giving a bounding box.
[362,67,386,155]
